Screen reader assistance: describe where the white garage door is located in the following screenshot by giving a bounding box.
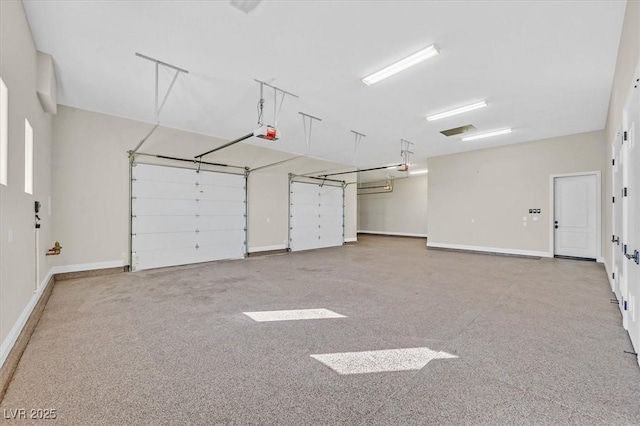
[289,181,344,252]
[131,163,246,271]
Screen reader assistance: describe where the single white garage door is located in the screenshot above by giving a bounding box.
[289,181,344,251]
[131,163,246,271]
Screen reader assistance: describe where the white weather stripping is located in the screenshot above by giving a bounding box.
[310,347,458,375]
[243,308,346,322]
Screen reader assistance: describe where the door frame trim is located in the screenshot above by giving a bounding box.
[549,171,602,262]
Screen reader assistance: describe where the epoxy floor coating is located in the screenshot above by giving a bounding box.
[2,235,639,425]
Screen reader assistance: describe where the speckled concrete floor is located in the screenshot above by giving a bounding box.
[2,235,638,425]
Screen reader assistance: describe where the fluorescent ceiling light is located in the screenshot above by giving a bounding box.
[462,128,512,142]
[362,44,440,86]
[410,169,429,175]
[426,101,487,121]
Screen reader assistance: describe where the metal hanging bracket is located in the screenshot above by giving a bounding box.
[254,79,299,127]
[130,53,189,155]
[136,52,189,121]
[299,112,322,153]
[351,130,366,165]
[400,139,414,169]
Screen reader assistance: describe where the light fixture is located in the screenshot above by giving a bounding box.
[410,169,429,175]
[426,101,487,121]
[362,44,440,86]
[462,128,512,142]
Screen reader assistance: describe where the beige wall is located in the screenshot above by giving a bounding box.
[0,1,53,358]
[604,0,640,268]
[51,106,357,265]
[358,175,428,236]
[427,131,605,255]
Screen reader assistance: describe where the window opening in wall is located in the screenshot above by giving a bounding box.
[25,119,33,194]
[0,77,7,186]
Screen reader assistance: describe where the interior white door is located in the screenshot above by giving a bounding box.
[623,81,639,352]
[131,163,246,271]
[553,174,597,259]
[290,181,344,251]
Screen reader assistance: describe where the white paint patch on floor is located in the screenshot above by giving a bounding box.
[310,347,458,375]
[243,308,346,322]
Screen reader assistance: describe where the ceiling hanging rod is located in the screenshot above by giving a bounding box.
[130,53,189,155]
[135,52,189,120]
[351,130,366,165]
[299,112,322,153]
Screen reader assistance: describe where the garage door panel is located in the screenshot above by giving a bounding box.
[291,203,319,215]
[319,205,343,215]
[320,185,343,196]
[197,245,245,263]
[291,194,319,206]
[133,198,198,216]
[198,185,246,201]
[198,229,246,244]
[197,215,245,231]
[133,215,197,234]
[133,180,196,199]
[133,163,198,184]
[133,232,195,251]
[318,235,343,248]
[197,200,245,216]
[321,218,344,229]
[200,172,245,187]
[291,238,322,252]
[133,247,199,271]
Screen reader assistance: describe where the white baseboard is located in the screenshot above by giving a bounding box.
[51,259,126,274]
[357,230,428,238]
[248,244,288,253]
[344,237,357,243]
[427,242,552,258]
[0,269,54,368]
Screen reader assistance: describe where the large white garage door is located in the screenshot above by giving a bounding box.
[289,181,344,252]
[131,163,246,271]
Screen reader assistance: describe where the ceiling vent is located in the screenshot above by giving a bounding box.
[440,124,476,137]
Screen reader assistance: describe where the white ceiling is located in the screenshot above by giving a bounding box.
[23,0,626,175]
